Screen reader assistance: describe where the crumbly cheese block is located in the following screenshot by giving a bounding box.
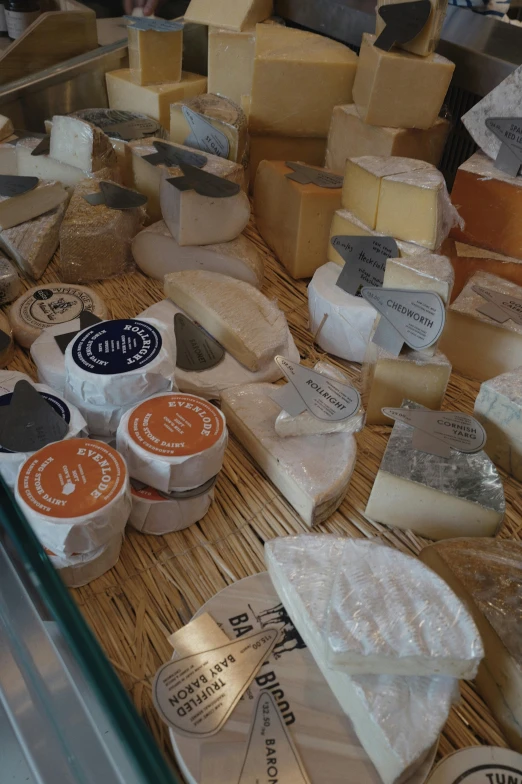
[451,152,522,261]
[265,535,457,784]
[250,25,358,137]
[184,0,272,31]
[383,254,454,306]
[46,534,122,588]
[365,401,505,539]
[275,361,366,437]
[169,93,248,164]
[254,160,343,279]
[443,238,522,300]
[208,26,257,105]
[0,141,17,175]
[0,255,20,305]
[222,384,357,526]
[64,317,177,408]
[353,34,454,129]
[106,69,208,133]
[9,283,107,349]
[420,538,522,752]
[0,182,68,231]
[0,200,67,279]
[160,172,250,246]
[0,114,13,141]
[128,24,182,86]
[325,538,482,677]
[59,178,145,283]
[326,106,449,174]
[462,65,522,161]
[375,0,448,57]
[15,438,131,555]
[129,482,214,534]
[50,116,117,174]
[474,369,522,481]
[16,137,87,188]
[164,270,289,371]
[117,393,227,492]
[249,134,326,188]
[308,262,377,363]
[139,298,300,399]
[0,312,14,368]
[438,271,522,381]
[129,137,244,223]
[362,342,451,425]
[132,221,264,287]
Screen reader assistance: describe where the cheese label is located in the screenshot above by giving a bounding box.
[473,284,522,325]
[0,381,70,453]
[382,408,487,458]
[71,319,162,375]
[54,311,103,355]
[131,474,217,500]
[73,108,163,141]
[174,313,225,372]
[272,356,361,422]
[426,746,522,784]
[153,628,280,737]
[143,140,207,169]
[362,287,446,355]
[83,181,147,210]
[374,0,432,51]
[0,173,38,197]
[237,690,311,784]
[182,107,230,159]
[485,117,522,177]
[285,162,343,189]
[17,439,127,519]
[332,235,396,296]
[167,163,241,199]
[125,14,183,32]
[127,394,224,457]
[19,286,99,329]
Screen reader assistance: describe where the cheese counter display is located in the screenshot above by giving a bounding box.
[2,5,522,784]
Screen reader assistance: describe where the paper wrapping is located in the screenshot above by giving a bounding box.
[0,199,67,280]
[31,319,82,395]
[0,254,20,304]
[46,533,122,587]
[63,383,135,439]
[129,482,214,534]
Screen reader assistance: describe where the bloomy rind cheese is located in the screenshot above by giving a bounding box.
[0,200,67,280]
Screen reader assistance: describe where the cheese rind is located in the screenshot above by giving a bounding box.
[129,483,214,534]
[31,318,85,395]
[375,0,448,57]
[474,369,522,481]
[128,25,182,86]
[50,116,117,173]
[383,254,454,306]
[0,255,20,305]
[132,220,264,287]
[222,385,357,526]
[169,93,248,164]
[184,0,272,31]
[0,182,68,231]
[0,200,67,279]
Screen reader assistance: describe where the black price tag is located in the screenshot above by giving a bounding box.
[0,381,69,453]
[174,313,225,372]
[333,235,397,296]
[167,163,241,199]
[125,15,183,31]
[83,181,148,210]
[30,135,51,156]
[375,0,432,51]
[284,162,343,189]
[143,140,207,169]
[485,117,522,177]
[0,174,39,197]
[54,311,104,355]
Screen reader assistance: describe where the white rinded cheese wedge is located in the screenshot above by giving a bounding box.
[160,171,250,246]
[50,115,118,173]
[16,137,86,187]
[474,369,522,481]
[365,401,505,539]
[275,361,365,437]
[221,383,357,526]
[139,299,300,399]
[0,182,68,230]
[0,200,67,279]
[325,538,483,677]
[132,221,264,288]
[265,534,457,784]
[0,114,13,142]
[129,482,214,534]
[164,270,288,371]
[0,255,20,305]
[45,534,122,588]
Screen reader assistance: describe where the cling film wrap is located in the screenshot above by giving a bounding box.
[169,93,248,163]
[0,254,20,303]
[129,482,214,534]
[46,534,122,588]
[324,538,483,677]
[384,254,455,305]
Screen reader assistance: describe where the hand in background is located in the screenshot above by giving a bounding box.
[123,0,161,17]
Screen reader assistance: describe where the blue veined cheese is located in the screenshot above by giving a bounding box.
[474,368,522,481]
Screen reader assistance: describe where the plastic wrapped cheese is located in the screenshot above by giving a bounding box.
[45,534,122,587]
[15,438,131,555]
[129,479,214,534]
[0,199,67,280]
[49,115,118,174]
[63,380,133,439]
[117,393,227,492]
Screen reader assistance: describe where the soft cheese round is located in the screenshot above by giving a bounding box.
[31,318,89,395]
[45,533,122,588]
[129,479,215,534]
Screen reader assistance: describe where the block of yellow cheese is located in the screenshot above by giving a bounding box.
[353,34,454,129]
[249,134,326,188]
[325,105,449,174]
[384,254,454,306]
[169,93,248,164]
[128,24,183,86]
[250,25,358,137]
[254,160,342,279]
[208,26,257,105]
[184,0,272,32]
[106,70,207,133]
[439,271,522,382]
[375,0,448,57]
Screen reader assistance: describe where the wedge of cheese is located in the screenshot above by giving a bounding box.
[184,0,272,31]
[222,385,357,526]
[0,182,68,231]
[16,137,87,187]
[50,115,118,174]
[474,369,522,481]
[128,23,182,86]
[0,199,67,279]
[169,93,248,164]
[383,254,454,306]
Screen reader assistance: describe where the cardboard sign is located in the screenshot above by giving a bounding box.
[174,313,225,371]
[182,107,230,159]
[485,117,522,177]
[0,380,69,453]
[143,140,207,169]
[473,284,522,325]
[54,311,103,355]
[333,235,396,296]
[382,408,487,458]
[375,0,432,51]
[0,174,39,197]
[284,162,343,189]
[125,14,183,31]
[83,181,147,210]
[167,163,241,198]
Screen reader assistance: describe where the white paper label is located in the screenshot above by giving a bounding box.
[5,8,40,39]
[182,107,229,159]
[382,408,487,458]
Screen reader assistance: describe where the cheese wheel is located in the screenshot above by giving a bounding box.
[30,319,82,395]
[15,438,131,555]
[129,480,214,534]
[64,382,133,439]
[116,393,227,492]
[0,311,14,368]
[9,283,107,349]
[45,534,122,587]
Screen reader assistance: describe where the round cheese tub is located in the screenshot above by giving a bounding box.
[45,533,122,587]
[129,477,216,534]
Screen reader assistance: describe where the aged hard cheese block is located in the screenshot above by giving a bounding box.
[326,538,482,677]
[265,535,456,784]
[326,105,449,173]
[0,182,68,231]
[129,482,214,534]
[169,94,248,164]
[128,24,182,86]
[250,25,358,137]
[0,114,13,141]
[0,256,20,305]
[249,134,326,187]
[208,26,257,105]
[46,534,122,588]
[254,160,343,279]
[132,221,264,287]
[16,137,87,187]
[353,34,454,129]
[222,385,357,526]
[164,270,289,371]
[375,0,448,57]
[50,116,117,174]
[450,152,522,261]
[383,254,454,305]
[0,312,14,367]
[106,70,207,132]
[184,0,272,31]
[362,344,451,425]
[59,179,145,283]
[421,538,522,752]
[308,262,377,363]
[366,401,505,539]
[438,271,522,381]
[0,200,67,279]
[160,172,250,246]
[474,369,522,480]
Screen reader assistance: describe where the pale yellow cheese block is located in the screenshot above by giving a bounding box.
[128,25,182,86]
[184,0,272,31]
[375,0,448,57]
[384,254,454,306]
[249,134,326,188]
[169,93,248,164]
[208,26,257,105]
[105,70,207,133]
[353,34,454,129]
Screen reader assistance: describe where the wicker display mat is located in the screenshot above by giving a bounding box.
[5,214,521,773]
